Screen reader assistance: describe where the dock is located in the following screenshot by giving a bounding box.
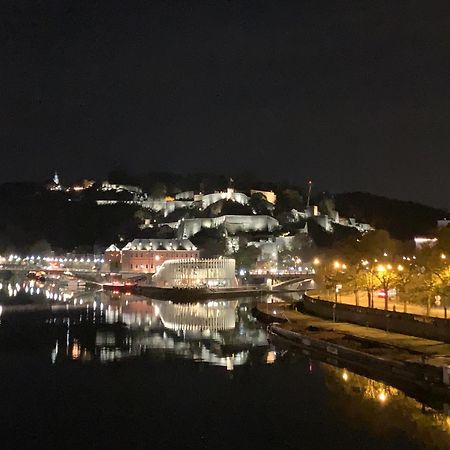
[254,302,450,405]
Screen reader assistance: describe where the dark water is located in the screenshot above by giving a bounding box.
[0,277,449,450]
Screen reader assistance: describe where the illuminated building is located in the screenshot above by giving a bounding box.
[250,189,277,204]
[109,238,199,273]
[157,215,280,238]
[104,244,121,269]
[46,171,63,191]
[414,236,438,249]
[152,258,236,287]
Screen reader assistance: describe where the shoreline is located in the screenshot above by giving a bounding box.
[253,302,450,407]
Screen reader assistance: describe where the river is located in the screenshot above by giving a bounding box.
[0,275,449,449]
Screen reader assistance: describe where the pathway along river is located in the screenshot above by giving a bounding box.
[0,276,449,449]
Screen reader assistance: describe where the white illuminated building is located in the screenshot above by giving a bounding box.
[152,258,237,288]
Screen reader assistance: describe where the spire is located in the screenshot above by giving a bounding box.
[53,171,60,186]
[306,180,312,208]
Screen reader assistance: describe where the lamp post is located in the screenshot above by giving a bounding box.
[331,261,346,304]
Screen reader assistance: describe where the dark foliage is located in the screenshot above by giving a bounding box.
[307,219,360,248]
[0,183,140,254]
[335,192,446,240]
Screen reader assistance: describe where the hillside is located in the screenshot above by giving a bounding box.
[334,192,447,240]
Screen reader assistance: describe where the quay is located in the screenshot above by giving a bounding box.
[254,301,450,406]
[104,282,272,300]
[103,275,309,300]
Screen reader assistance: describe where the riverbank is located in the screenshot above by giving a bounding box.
[105,283,291,300]
[254,302,450,405]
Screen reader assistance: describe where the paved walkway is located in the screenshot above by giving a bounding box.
[258,302,450,362]
[315,291,448,318]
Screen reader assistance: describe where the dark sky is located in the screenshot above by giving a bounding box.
[1,0,449,208]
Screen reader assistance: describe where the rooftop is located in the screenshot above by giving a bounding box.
[122,238,197,252]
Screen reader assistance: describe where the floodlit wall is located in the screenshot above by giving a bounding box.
[142,199,193,215]
[199,189,249,208]
[176,215,279,238]
[302,294,450,343]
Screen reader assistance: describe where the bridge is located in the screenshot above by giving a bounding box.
[271,276,314,289]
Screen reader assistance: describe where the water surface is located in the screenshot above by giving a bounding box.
[0,277,449,449]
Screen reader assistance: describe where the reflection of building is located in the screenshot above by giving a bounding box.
[107,238,199,273]
[153,258,236,287]
[48,292,269,370]
[156,300,237,331]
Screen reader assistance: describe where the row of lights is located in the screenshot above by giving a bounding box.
[6,255,105,264]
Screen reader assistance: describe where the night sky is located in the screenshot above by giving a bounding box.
[1,1,449,208]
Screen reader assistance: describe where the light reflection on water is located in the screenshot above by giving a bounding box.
[322,364,450,449]
[58,296,269,370]
[0,275,270,369]
[0,275,450,449]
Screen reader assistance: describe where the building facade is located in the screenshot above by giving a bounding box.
[105,238,199,273]
[152,258,236,288]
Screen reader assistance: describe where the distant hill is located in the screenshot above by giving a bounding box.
[334,192,447,240]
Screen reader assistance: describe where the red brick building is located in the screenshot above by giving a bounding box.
[105,238,199,273]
